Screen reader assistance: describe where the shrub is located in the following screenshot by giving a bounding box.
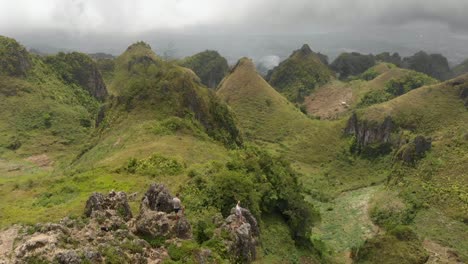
[167,240,199,262]
[182,146,320,246]
[369,190,413,230]
[357,90,393,107]
[385,72,437,97]
[124,154,184,177]
[389,225,418,241]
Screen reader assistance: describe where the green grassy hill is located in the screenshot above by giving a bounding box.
[266,44,334,103]
[350,75,468,261]
[1,35,467,264]
[0,36,101,163]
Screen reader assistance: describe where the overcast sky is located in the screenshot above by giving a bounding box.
[1,0,468,63]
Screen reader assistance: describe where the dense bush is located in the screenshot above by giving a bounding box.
[123,154,184,176]
[357,90,393,107]
[385,72,437,96]
[359,68,380,81]
[183,146,320,246]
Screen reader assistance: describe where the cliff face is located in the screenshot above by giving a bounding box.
[345,113,394,150]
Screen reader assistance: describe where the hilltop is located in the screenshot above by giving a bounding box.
[266,44,334,103]
[179,50,229,89]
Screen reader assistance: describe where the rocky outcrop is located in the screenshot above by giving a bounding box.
[84,190,133,221]
[396,136,432,164]
[0,184,260,263]
[345,113,394,154]
[135,184,192,240]
[221,207,259,263]
[141,183,174,213]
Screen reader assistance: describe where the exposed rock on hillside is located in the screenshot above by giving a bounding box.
[0,184,261,263]
[395,136,432,164]
[0,35,31,77]
[84,190,133,221]
[141,183,174,213]
[135,184,192,239]
[345,113,394,154]
[221,207,259,263]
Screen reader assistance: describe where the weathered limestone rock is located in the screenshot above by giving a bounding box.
[84,191,132,221]
[222,207,259,263]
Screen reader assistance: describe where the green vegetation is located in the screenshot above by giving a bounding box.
[180,50,229,89]
[0,35,31,77]
[182,146,319,244]
[385,71,437,96]
[266,44,334,103]
[1,36,467,263]
[104,41,242,147]
[357,70,437,107]
[44,51,108,100]
[353,232,429,264]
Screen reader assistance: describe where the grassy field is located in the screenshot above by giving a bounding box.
[309,186,381,262]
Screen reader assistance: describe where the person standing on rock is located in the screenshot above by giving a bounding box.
[172,193,182,220]
[236,200,244,223]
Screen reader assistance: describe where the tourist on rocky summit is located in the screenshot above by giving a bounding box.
[172,193,182,220]
[236,200,244,223]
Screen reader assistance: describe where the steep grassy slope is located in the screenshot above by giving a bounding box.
[350,75,468,261]
[0,36,101,163]
[179,50,229,89]
[217,58,391,202]
[266,44,334,103]
[218,57,340,160]
[1,42,321,263]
